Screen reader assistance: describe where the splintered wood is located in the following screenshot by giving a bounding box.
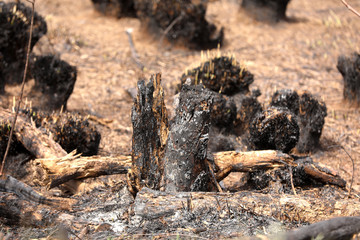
[0,107,67,159]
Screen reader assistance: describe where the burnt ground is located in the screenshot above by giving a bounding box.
[1,0,360,239]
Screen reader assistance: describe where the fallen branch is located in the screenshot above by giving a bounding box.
[35,152,131,189]
[0,175,72,209]
[126,28,145,71]
[249,216,360,240]
[0,107,67,159]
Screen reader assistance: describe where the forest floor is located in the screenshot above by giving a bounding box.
[1,0,360,239]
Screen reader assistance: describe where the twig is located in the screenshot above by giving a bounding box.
[289,165,297,195]
[158,12,185,48]
[0,0,36,176]
[339,145,355,196]
[341,0,360,17]
[125,28,145,71]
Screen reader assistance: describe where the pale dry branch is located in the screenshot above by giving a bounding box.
[341,0,360,17]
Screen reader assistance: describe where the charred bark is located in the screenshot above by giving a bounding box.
[130,73,169,192]
[241,0,291,23]
[161,84,216,192]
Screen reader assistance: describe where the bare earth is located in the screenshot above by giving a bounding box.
[2,0,360,238]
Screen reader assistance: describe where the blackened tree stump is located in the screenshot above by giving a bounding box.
[0,2,47,92]
[179,55,262,151]
[161,84,216,192]
[337,52,360,106]
[241,0,291,23]
[130,73,169,193]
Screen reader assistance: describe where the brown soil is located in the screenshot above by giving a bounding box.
[1,0,360,238]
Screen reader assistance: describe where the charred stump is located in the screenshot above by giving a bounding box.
[30,55,77,111]
[270,89,327,153]
[337,52,360,106]
[91,0,137,18]
[130,73,169,193]
[180,55,262,152]
[249,107,299,153]
[161,84,216,192]
[0,2,47,92]
[134,0,224,50]
[241,0,291,23]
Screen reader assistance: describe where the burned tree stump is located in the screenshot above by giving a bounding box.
[0,2,47,92]
[270,89,327,153]
[134,0,224,50]
[91,0,137,18]
[30,55,77,111]
[241,0,291,23]
[130,73,169,193]
[249,107,299,153]
[179,55,262,152]
[337,52,360,106]
[161,84,216,192]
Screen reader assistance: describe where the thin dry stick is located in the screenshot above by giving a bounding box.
[125,28,145,71]
[158,12,185,48]
[0,0,36,177]
[289,165,297,195]
[339,145,355,196]
[341,0,360,17]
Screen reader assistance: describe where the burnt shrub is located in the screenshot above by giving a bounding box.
[0,2,47,92]
[134,0,223,50]
[30,55,77,111]
[337,52,360,106]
